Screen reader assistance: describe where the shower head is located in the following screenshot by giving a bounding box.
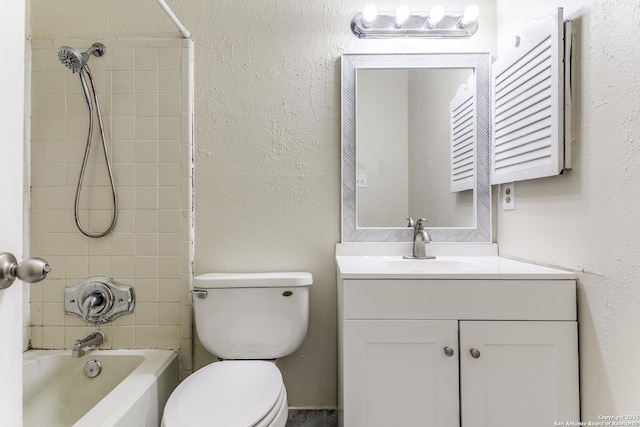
[58,43,106,73]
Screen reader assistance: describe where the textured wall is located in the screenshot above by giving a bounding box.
[30,0,496,407]
[495,0,640,417]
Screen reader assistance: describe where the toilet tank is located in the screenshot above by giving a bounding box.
[191,272,312,360]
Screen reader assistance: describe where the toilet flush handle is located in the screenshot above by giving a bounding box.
[190,289,208,302]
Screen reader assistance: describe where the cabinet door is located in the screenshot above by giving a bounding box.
[343,320,459,427]
[460,321,579,427]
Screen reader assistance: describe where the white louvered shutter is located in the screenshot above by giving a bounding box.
[450,75,476,192]
[491,8,567,184]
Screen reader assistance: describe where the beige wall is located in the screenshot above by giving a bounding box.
[28,38,193,379]
[30,0,497,407]
[495,0,640,418]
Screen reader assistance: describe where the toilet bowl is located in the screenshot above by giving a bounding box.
[162,272,312,427]
[162,361,288,427]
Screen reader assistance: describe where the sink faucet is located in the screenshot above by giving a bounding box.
[406,217,435,259]
[72,331,105,358]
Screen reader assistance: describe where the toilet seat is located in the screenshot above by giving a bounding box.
[162,360,286,427]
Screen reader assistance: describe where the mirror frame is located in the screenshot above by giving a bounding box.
[341,52,491,242]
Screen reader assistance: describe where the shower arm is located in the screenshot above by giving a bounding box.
[155,0,191,39]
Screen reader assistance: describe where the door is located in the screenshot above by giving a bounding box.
[343,320,459,427]
[0,0,26,424]
[460,321,579,427]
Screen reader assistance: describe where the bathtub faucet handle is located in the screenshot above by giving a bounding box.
[82,291,106,319]
[65,277,134,324]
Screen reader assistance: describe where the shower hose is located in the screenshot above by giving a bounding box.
[74,65,118,238]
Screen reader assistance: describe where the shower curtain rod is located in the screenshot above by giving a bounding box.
[155,0,191,39]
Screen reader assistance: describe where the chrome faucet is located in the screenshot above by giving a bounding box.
[72,331,105,358]
[405,217,435,259]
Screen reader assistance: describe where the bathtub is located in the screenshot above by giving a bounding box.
[23,349,179,427]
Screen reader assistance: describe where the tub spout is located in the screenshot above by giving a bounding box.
[72,331,105,358]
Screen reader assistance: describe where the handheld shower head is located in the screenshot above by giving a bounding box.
[58,43,106,73]
[58,47,84,73]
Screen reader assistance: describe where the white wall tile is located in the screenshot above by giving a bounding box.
[158,71,181,94]
[32,95,66,117]
[135,233,158,256]
[135,326,158,348]
[135,302,158,325]
[113,71,135,94]
[135,71,158,94]
[158,278,182,302]
[134,278,158,302]
[135,187,158,210]
[111,117,135,140]
[135,140,158,163]
[112,94,135,118]
[159,140,181,163]
[159,164,181,186]
[159,326,181,349]
[158,94,181,117]
[135,48,158,71]
[29,41,192,357]
[135,117,158,140]
[112,326,135,348]
[135,163,158,186]
[112,48,135,71]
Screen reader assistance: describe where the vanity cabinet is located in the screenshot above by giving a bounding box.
[338,277,580,427]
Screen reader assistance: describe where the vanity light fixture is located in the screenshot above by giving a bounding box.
[459,4,480,28]
[351,3,480,38]
[361,4,378,28]
[426,5,445,28]
[394,5,411,28]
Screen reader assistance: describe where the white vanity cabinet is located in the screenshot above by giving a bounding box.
[337,259,580,427]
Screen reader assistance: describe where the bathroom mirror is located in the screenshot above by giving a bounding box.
[341,53,491,242]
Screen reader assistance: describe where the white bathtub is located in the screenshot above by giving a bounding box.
[23,349,179,427]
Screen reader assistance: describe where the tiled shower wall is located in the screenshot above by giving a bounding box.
[28,38,193,377]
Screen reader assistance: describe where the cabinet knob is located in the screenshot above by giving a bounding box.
[443,346,455,357]
[469,348,481,359]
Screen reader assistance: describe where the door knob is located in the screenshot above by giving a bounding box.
[444,346,455,357]
[0,252,51,290]
[470,348,481,359]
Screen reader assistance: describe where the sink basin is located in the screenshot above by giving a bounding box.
[335,255,492,277]
[380,257,484,272]
[371,257,487,274]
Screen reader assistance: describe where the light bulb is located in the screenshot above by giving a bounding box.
[460,4,480,27]
[362,4,378,27]
[427,5,445,28]
[394,4,410,28]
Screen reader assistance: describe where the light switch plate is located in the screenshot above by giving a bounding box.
[502,182,515,210]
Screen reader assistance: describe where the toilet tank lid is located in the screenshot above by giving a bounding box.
[193,272,313,289]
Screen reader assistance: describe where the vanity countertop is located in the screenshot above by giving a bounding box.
[335,241,576,280]
[336,255,576,280]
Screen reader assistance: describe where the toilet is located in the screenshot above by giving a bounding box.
[162,272,313,427]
